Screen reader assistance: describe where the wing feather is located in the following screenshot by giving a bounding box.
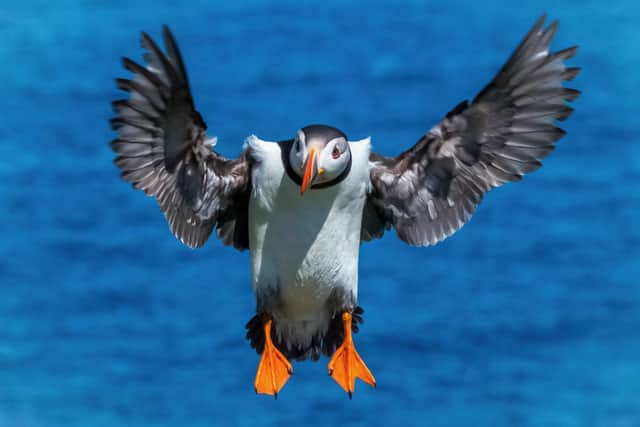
[111,26,251,249]
[365,15,580,246]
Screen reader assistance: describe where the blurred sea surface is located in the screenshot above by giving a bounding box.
[0,1,638,426]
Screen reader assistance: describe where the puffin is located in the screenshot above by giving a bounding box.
[110,15,579,398]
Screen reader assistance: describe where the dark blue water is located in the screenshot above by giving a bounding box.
[1,1,639,426]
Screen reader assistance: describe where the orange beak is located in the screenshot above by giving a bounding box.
[300,147,318,195]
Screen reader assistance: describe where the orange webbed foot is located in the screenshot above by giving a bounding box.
[254,319,292,398]
[328,312,376,398]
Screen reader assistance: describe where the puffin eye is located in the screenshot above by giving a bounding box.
[331,147,340,159]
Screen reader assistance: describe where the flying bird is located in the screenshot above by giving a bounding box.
[110,15,579,398]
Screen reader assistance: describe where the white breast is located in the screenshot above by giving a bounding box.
[245,135,371,347]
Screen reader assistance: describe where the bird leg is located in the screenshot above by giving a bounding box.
[327,311,376,398]
[254,318,292,398]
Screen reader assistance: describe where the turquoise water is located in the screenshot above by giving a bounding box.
[1,1,639,426]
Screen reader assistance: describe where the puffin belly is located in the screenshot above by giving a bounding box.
[250,184,362,315]
[250,196,363,350]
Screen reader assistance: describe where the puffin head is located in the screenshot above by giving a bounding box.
[289,124,352,195]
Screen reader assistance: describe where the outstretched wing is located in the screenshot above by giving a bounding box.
[365,15,580,246]
[111,26,251,249]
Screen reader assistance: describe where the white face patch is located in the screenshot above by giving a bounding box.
[315,137,351,184]
[289,129,308,177]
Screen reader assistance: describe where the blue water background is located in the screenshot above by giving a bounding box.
[1,1,639,426]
